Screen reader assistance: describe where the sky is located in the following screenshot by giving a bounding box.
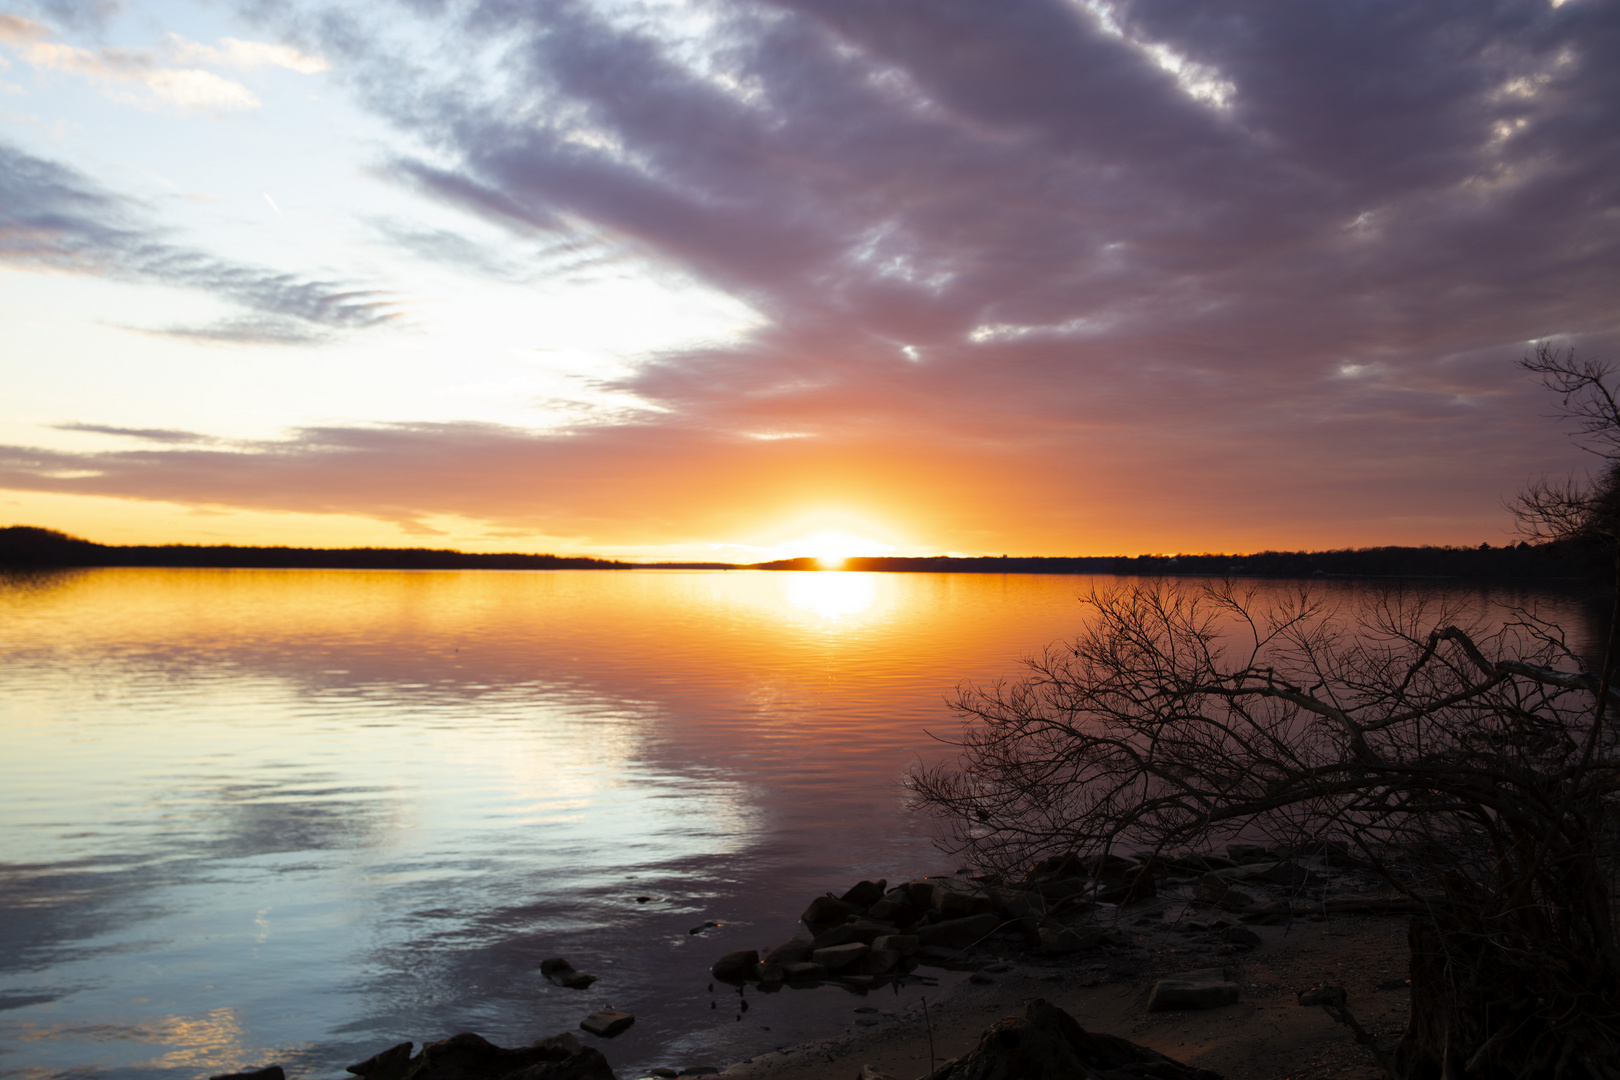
[1,0,1618,562]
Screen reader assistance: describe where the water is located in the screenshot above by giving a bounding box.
[0,568,1597,1079]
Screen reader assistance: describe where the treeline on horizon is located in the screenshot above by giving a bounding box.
[0,524,1596,580]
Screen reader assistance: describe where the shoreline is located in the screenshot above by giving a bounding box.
[704,912,1409,1080]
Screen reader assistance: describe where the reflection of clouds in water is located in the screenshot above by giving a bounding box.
[781,572,878,622]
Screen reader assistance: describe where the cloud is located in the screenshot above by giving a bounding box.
[0,21,327,112]
[0,139,399,338]
[10,0,1620,550]
[54,424,217,444]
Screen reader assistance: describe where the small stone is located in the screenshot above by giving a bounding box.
[580,1009,636,1038]
[1223,926,1263,948]
[1298,984,1347,1007]
[1038,924,1103,955]
[1148,968,1241,1011]
[688,921,720,935]
[635,896,653,903]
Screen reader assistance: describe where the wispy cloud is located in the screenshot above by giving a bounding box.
[0,17,326,112]
[0,139,399,339]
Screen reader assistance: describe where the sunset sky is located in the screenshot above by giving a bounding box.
[2,0,1618,561]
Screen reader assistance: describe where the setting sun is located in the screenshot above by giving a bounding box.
[782,530,892,568]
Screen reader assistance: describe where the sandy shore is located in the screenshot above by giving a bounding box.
[707,913,1410,1080]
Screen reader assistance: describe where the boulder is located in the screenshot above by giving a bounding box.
[211,1070,284,1080]
[710,949,759,984]
[763,939,811,966]
[1026,852,1084,879]
[865,897,921,925]
[811,942,870,972]
[780,961,827,981]
[1149,969,1241,1012]
[755,962,784,984]
[1037,924,1103,955]
[839,879,887,908]
[579,1009,635,1039]
[914,912,1000,949]
[406,1032,614,1080]
[871,933,919,957]
[867,947,904,975]
[1226,843,1270,863]
[1094,869,1155,906]
[347,1042,414,1080]
[810,920,892,950]
[1193,874,1255,908]
[801,894,859,931]
[1028,876,1091,900]
[538,958,598,990]
[929,881,980,919]
[927,999,1221,1080]
[983,886,1044,919]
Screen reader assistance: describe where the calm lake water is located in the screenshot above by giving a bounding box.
[0,568,1598,1080]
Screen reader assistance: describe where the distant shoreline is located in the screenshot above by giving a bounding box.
[0,525,1594,581]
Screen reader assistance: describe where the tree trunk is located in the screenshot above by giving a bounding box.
[1392,917,1620,1080]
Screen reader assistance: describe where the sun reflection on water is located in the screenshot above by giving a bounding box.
[780,570,879,621]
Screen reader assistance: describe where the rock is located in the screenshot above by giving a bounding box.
[755,962,784,983]
[802,894,860,931]
[928,999,1221,1080]
[1193,874,1255,907]
[865,897,921,925]
[649,1070,678,1078]
[810,920,893,950]
[1094,868,1155,906]
[1222,926,1263,948]
[1298,984,1347,1007]
[346,1042,414,1079]
[676,1069,719,1077]
[211,1069,284,1080]
[407,1032,613,1080]
[580,1009,635,1038]
[781,961,827,981]
[858,1067,900,1080]
[539,958,598,990]
[1028,876,1091,900]
[710,949,759,984]
[1084,853,1141,877]
[1148,968,1242,1011]
[1027,852,1084,879]
[871,933,919,957]
[811,942,870,972]
[764,939,812,966]
[914,912,1000,949]
[982,886,1043,919]
[929,881,979,919]
[839,879,887,908]
[1037,924,1103,955]
[867,947,903,975]
[1226,843,1270,863]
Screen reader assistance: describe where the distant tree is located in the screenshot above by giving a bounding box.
[911,347,1620,1079]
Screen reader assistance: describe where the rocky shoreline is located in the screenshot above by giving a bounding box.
[210,843,1407,1080]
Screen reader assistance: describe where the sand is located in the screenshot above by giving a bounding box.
[709,914,1411,1080]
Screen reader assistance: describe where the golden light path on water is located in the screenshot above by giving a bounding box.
[0,568,1598,1079]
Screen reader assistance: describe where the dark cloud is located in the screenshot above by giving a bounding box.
[0,140,401,339]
